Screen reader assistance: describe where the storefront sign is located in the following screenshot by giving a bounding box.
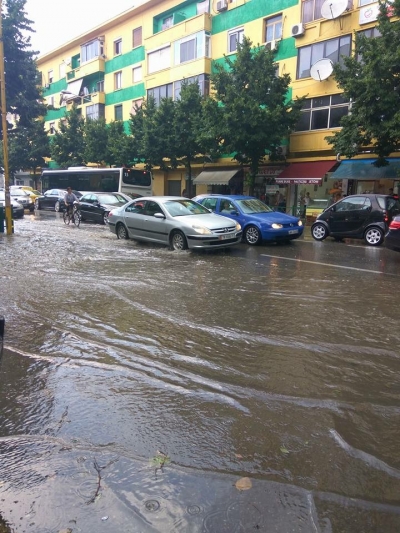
[256,166,286,177]
[359,3,379,24]
[275,178,321,184]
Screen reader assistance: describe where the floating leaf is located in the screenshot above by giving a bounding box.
[280,446,290,455]
[235,477,252,491]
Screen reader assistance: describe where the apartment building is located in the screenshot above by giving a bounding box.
[37,0,399,211]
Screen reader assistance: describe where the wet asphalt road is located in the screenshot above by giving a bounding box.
[0,210,399,532]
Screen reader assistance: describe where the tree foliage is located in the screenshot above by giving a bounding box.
[83,118,109,166]
[326,0,400,166]
[50,105,85,168]
[106,120,136,167]
[211,37,303,194]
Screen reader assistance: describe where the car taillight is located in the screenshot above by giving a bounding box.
[389,219,400,230]
[383,210,389,223]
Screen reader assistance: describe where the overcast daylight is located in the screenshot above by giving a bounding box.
[24,0,137,56]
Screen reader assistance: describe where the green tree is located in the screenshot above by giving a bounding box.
[326,0,400,166]
[106,121,136,167]
[83,117,109,166]
[3,0,46,126]
[211,37,303,195]
[50,105,85,168]
[173,80,206,197]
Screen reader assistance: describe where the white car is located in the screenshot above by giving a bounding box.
[108,196,242,251]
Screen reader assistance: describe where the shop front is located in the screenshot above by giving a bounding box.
[193,168,243,195]
[274,161,338,217]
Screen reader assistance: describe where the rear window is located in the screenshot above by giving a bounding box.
[386,197,400,213]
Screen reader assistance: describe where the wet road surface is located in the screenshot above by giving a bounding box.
[0,211,400,532]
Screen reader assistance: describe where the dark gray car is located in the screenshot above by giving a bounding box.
[78,192,129,225]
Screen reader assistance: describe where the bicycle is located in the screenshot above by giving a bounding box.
[63,202,81,227]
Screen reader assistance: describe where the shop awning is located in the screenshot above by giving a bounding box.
[275,161,337,184]
[329,158,400,180]
[193,169,239,185]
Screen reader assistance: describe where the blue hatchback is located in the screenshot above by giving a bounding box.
[192,194,304,245]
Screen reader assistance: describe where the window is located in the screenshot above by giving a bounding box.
[49,122,55,134]
[295,94,350,131]
[114,104,123,120]
[114,39,122,56]
[197,0,209,14]
[114,71,122,90]
[97,80,104,92]
[48,70,53,84]
[265,15,282,43]
[174,75,210,100]
[297,35,351,79]
[336,196,371,211]
[174,32,210,65]
[162,16,173,30]
[49,96,55,107]
[81,39,103,63]
[302,0,324,23]
[59,63,66,79]
[148,45,171,74]
[356,27,381,61]
[359,0,374,5]
[132,65,142,83]
[228,27,244,53]
[86,104,105,120]
[132,27,142,48]
[131,98,143,115]
[147,83,173,106]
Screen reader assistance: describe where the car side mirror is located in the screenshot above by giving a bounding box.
[154,212,165,219]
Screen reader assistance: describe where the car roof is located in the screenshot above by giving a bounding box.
[194,194,254,200]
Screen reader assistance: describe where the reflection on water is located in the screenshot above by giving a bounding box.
[0,215,399,531]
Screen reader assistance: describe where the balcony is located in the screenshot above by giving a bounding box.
[66,56,106,81]
[146,13,211,51]
[65,91,105,110]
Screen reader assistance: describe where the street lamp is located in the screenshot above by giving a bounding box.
[0,0,12,235]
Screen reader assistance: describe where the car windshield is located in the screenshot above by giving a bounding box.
[97,193,126,204]
[164,199,210,217]
[236,198,273,214]
[11,190,29,197]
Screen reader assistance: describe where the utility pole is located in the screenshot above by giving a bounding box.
[0,0,12,235]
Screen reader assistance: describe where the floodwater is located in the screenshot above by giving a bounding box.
[0,212,400,532]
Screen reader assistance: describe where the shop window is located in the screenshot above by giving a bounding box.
[265,15,282,43]
[295,94,350,131]
[132,27,142,48]
[228,27,244,53]
[297,35,351,79]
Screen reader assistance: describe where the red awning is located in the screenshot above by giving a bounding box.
[275,161,337,184]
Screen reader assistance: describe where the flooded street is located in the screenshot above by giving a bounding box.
[1,211,400,532]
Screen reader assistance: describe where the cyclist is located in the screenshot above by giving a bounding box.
[64,187,78,218]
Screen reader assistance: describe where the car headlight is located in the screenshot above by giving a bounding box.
[298,220,303,226]
[271,223,283,229]
[235,222,241,231]
[192,225,212,235]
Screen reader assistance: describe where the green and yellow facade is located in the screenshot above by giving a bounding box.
[38,0,398,211]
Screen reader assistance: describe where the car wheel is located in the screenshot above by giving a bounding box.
[103,212,109,225]
[55,201,60,212]
[244,225,261,245]
[170,230,188,251]
[34,199,40,210]
[311,223,328,241]
[116,223,129,240]
[364,226,384,246]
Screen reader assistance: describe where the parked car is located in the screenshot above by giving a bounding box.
[78,192,129,225]
[11,186,42,204]
[35,189,82,212]
[311,194,400,246]
[0,192,24,218]
[10,189,35,212]
[384,215,400,252]
[108,196,242,250]
[192,194,304,245]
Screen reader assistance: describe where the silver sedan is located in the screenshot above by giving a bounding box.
[108,196,242,250]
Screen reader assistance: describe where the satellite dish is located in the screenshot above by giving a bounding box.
[310,58,333,81]
[321,0,348,19]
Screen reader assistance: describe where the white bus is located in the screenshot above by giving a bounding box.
[40,167,152,198]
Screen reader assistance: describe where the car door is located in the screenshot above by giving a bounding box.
[121,199,147,238]
[216,198,242,224]
[79,194,97,220]
[141,200,169,244]
[43,190,58,209]
[329,197,371,236]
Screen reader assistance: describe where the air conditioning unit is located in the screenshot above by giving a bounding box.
[216,0,228,12]
[277,145,288,157]
[291,23,305,37]
[44,84,50,89]
[265,39,280,51]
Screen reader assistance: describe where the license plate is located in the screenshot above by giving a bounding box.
[288,229,298,234]
[219,233,232,240]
